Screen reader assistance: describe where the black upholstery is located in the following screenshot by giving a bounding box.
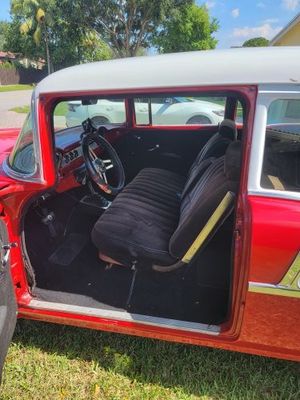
[92,168,185,266]
[181,119,237,196]
[92,141,242,268]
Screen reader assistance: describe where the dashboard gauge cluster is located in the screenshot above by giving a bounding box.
[60,142,98,168]
[62,148,80,166]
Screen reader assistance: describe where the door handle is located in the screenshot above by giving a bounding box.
[0,243,17,273]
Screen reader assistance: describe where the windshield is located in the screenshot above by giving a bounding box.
[8,112,36,175]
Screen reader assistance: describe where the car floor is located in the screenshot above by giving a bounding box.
[25,190,232,326]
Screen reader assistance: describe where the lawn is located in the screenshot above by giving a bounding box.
[10,102,68,116]
[0,84,33,92]
[2,320,299,400]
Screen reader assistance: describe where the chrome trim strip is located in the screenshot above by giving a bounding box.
[249,282,300,298]
[2,157,42,183]
[258,84,300,93]
[248,189,300,202]
[2,92,43,183]
[249,252,300,299]
[27,299,220,335]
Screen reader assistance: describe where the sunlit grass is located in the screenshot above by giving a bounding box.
[0,84,33,92]
[9,105,30,114]
[2,320,299,400]
[10,102,68,116]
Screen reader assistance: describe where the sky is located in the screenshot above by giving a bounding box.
[0,0,300,48]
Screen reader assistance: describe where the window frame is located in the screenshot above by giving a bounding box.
[248,84,300,201]
[3,91,42,183]
[132,94,228,128]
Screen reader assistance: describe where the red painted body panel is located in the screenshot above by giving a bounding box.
[248,196,300,283]
[1,84,299,362]
[17,290,300,362]
[0,128,20,163]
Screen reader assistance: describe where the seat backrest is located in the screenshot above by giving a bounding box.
[183,119,238,198]
[192,119,237,168]
[169,141,241,259]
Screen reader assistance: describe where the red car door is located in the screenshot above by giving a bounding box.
[243,89,300,360]
[0,219,17,382]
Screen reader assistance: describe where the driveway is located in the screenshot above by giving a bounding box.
[0,90,32,128]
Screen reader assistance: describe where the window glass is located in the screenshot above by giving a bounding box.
[134,96,225,126]
[8,112,37,175]
[261,99,300,192]
[267,99,300,124]
[236,100,243,124]
[53,98,126,131]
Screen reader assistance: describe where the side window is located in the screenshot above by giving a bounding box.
[8,112,37,175]
[261,99,300,192]
[134,96,225,126]
[53,98,126,130]
[236,100,243,124]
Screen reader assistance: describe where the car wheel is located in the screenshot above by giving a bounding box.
[186,115,212,124]
[91,116,110,125]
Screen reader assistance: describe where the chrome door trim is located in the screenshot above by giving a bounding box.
[26,299,220,335]
[249,252,300,299]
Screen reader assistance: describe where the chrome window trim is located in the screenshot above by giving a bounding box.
[27,299,220,335]
[2,157,42,183]
[248,189,300,202]
[3,91,43,183]
[248,85,300,200]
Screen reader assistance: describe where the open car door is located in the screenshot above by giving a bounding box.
[0,219,17,382]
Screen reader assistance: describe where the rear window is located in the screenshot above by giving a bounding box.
[267,99,300,124]
[261,99,300,192]
[134,96,225,126]
[53,98,126,131]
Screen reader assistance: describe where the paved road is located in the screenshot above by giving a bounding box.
[0,90,32,128]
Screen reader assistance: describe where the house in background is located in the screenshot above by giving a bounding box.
[270,13,300,46]
[0,51,16,64]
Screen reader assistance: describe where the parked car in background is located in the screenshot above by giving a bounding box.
[65,96,225,127]
[0,48,300,382]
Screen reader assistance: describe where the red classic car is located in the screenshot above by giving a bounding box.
[0,47,299,378]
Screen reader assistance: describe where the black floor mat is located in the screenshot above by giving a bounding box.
[48,233,88,266]
[25,194,232,325]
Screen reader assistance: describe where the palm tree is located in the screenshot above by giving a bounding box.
[12,0,53,74]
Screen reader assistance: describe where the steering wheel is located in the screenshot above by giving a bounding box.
[82,129,125,195]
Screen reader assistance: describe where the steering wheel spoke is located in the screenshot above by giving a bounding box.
[82,130,125,196]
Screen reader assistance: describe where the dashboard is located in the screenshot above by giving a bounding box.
[10,124,124,193]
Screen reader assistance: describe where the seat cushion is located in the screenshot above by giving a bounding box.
[92,168,185,266]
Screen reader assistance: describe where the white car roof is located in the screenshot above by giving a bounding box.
[36,47,300,95]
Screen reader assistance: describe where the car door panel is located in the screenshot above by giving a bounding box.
[0,219,17,383]
[115,127,218,181]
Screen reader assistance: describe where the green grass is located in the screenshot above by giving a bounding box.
[54,101,68,116]
[0,84,33,92]
[2,320,299,400]
[9,105,30,114]
[10,102,68,116]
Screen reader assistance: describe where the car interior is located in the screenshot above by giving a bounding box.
[22,93,247,328]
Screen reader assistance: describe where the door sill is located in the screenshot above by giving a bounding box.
[27,298,220,335]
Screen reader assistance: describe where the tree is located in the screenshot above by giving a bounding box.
[81,0,192,58]
[242,37,269,47]
[154,3,218,53]
[3,17,44,61]
[7,0,114,71]
[0,21,9,50]
[11,0,55,74]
